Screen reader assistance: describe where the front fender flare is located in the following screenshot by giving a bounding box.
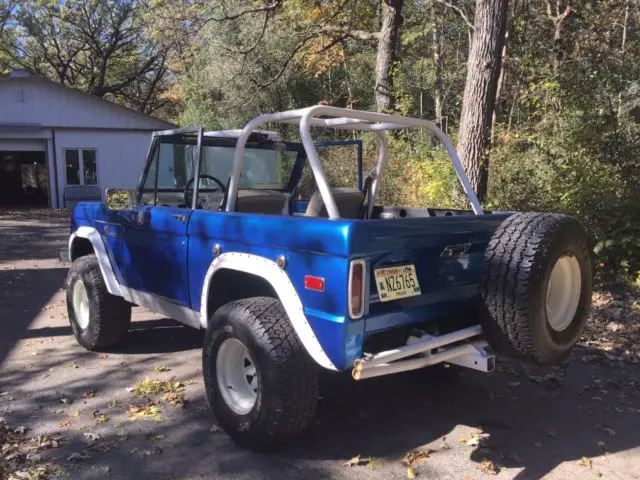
[200,252,337,371]
[69,226,122,297]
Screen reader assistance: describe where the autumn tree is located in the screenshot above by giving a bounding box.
[375,0,404,111]
[456,0,509,201]
[1,0,172,114]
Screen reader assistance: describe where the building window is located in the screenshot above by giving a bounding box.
[65,149,98,185]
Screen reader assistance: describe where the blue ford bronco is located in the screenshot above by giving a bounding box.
[66,106,592,450]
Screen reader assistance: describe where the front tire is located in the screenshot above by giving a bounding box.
[66,255,131,350]
[203,297,319,451]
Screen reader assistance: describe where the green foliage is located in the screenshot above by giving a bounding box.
[4,0,640,280]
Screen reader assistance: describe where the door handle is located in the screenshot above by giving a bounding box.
[172,214,187,223]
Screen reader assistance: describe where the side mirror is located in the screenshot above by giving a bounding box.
[106,188,136,211]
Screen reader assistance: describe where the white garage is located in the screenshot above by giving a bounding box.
[0,69,174,208]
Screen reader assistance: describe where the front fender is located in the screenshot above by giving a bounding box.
[200,252,337,371]
[69,226,122,297]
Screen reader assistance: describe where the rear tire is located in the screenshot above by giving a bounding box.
[203,297,319,451]
[66,255,131,350]
[480,213,592,365]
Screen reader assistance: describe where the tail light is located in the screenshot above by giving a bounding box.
[348,259,366,319]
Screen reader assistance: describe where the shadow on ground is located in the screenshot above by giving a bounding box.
[2,318,638,479]
[0,267,67,365]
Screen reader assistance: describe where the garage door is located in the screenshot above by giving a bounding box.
[0,140,49,206]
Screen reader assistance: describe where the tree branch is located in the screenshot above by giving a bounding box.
[434,0,474,30]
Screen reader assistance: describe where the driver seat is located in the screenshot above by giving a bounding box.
[304,188,364,219]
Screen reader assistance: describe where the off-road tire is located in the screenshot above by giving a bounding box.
[203,297,319,451]
[66,254,131,350]
[480,213,592,364]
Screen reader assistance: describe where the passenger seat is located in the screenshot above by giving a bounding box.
[235,190,288,215]
[304,187,364,219]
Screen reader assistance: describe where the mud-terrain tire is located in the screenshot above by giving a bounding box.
[480,213,592,365]
[66,254,131,350]
[203,297,319,451]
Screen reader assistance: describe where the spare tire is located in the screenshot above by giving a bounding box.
[480,213,592,365]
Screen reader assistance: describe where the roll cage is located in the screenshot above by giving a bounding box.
[137,106,484,217]
[228,106,484,219]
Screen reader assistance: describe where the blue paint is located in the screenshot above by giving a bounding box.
[71,200,510,370]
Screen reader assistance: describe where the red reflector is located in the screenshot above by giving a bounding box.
[304,275,325,292]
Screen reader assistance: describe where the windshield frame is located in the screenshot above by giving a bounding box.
[136,130,307,207]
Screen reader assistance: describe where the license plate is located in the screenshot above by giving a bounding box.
[374,265,421,302]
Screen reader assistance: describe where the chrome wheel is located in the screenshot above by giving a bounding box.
[72,280,90,329]
[546,255,582,332]
[216,338,258,415]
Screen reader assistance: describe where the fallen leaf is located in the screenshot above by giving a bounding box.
[545,429,558,438]
[478,458,499,475]
[83,432,101,444]
[99,353,109,359]
[602,427,616,437]
[344,455,363,467]
[367,457,384,470]
[82,390,96,399]
[403,449,433,466]
[578,457,593,469]
[59,419,73,428]
[95,414,110,424]
[126,402,161,421]
[155,366,171,372]
[407,466,416,479]
[151,434,165,440]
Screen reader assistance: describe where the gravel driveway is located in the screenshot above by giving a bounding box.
[1,210,639,480]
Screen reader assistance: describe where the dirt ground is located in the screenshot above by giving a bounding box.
[0,210,639,480]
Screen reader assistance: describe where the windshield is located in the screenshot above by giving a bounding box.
[145,138,299,192]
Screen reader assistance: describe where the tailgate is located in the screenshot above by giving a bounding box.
[349,213,512,332]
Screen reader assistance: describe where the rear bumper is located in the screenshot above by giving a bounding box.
[352,324,494,380]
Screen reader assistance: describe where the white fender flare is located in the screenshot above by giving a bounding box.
[69,226,122,297]
[200,252,338,371]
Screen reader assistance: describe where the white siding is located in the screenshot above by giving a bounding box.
[55,130,152,207]
[0,76,171,130]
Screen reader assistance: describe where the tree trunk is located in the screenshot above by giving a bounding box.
[547,0,571,76]
[374,0,404,112]
[491,30,509,139]
[456,0,509,202]
[432,2,444,124]
[618,1,630,119]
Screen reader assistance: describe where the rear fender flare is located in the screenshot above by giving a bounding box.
[69,226,122,297]
[200,252,337,371]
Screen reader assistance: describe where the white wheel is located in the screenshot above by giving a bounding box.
[216,338,258,415]
[546,254,582,332]
[72,279,90,329]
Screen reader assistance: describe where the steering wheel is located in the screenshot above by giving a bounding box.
[184,174,226,207]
